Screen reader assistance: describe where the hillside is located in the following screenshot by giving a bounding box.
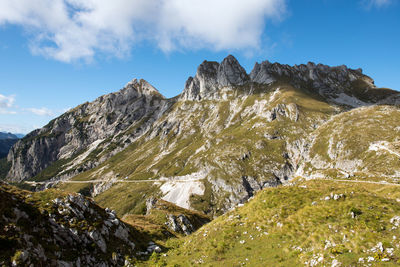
[147,178,400,266]
[0,183,209,266]
[0,133,20,179]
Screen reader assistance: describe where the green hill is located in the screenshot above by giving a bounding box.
[146,179,400,266]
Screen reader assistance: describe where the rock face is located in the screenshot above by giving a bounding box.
[6,79,173,182]
[0,183,140,266]
[7,55,398,183]
[250,60,368,95]
[167,214,195,235]
[181,55,249,100]
[250,60,398,106]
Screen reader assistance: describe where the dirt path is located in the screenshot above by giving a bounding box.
[370,142,400,158]
[25,178,204,185]
[311,178,400,187]
[25,175,400,188]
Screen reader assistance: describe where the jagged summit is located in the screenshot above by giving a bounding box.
[4,55,399,186]
[180,55,397,106]
[181,55,249,100]
[124,78,165,99]
[218,55,249,86]
[249,60,376,101]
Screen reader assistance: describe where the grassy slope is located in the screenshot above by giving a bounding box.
[123,200,210,243]
[308,105,400,181]
[145,179,400,266]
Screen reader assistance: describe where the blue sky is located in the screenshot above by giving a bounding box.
[0,0,399,133]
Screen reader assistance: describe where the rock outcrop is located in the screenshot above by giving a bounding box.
[0,183,141,266]
[145,198,210,235]
[180,55,249,100]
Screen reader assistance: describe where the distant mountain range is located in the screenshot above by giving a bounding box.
[0,132,18,140]
[0,132,22,158]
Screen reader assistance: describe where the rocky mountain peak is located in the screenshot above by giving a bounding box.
[250,60,274,85]
[250,60,378,102]
[217,54,249,87]
[180,55,248,100]
[124,78,165,99]
[6,76,171,182]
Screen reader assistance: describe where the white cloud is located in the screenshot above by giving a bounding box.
[0,94,15,108]
[0,94,16,114]
[25,107,54,116]
[0,0,286,62]
[363,0,393,8]
[0,124,31,134]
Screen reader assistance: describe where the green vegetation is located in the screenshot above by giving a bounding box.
[123,199,210,243]
[30,157,73,182]
[94,182,158,215]
[308,105,400,181]
[142,179,400,266]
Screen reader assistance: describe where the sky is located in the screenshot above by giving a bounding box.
[0,0,399,134]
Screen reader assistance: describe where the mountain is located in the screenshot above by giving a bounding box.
[4,55,400,219]
[2,55,400,266]
[0,132,19,158]
[0,133,20,177]
[14,134,25,139]
[0,132,19,140]
[6,79,172,182]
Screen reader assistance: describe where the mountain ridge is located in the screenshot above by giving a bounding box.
[4,55,400,218]
[6,78,172,182]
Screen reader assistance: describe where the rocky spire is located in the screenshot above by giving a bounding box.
[217,55,249,87]
[180,55,249,100]
[249,60,275,85]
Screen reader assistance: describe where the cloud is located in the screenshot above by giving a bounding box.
[363,0,393,8]
[0,124,33,134]
[0,94,15,108]
[25,107,54,116]
[0,94,16,114]
[0,0,286,62]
